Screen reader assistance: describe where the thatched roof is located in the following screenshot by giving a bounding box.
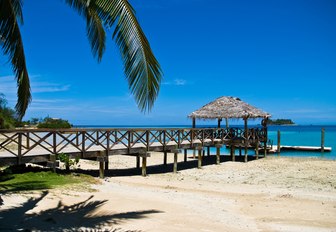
[188,96,270,119]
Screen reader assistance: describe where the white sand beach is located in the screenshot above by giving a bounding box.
[1,154,336,232]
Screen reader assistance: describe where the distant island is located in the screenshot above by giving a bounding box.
[268,119,295,125]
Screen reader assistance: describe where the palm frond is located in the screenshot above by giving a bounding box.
[93,0,163,112]
[0,0,31,119]
[65,0,106,61]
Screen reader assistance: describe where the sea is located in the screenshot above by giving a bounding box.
[74,125,336,160]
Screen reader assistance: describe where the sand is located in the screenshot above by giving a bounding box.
[1,153,336,232]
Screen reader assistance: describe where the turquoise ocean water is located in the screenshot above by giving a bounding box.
[75,125,336,160]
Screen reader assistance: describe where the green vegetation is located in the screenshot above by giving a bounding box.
[1,1,162,119]
[268,119,295,125]
[37,117,72,129]
[58,153,80,171]
[0,166,98,193]
[0,94,19,129]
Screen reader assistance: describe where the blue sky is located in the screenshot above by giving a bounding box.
[1,0,336,125]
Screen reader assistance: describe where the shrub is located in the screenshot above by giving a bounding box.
[37,117,72,129]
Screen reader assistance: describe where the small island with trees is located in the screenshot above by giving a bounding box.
[267,118,295,125]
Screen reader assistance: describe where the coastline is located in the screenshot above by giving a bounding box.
[1,154,336,231]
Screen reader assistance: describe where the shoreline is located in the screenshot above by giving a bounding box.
[1,155,336,231]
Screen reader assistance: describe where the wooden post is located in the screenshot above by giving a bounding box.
[26,132,30,149]
[207,146,210,156]
[172,149,179,173]
[96,131,99,145]
[163,151,167,165]
[105,131,110,170]
[193,149,196,159]
[226,118,229,129]
[231,145,235,162]
[76,132,79,146]
[218,118,222,128]
[184,149,187,162]
[216,144,221,164]
[99,159,104,178]
[277,130,281,155]
[49,154,57,172]
[255,138,259,160]
[98,151,105,178]
[197,146,202,168]
[18,133,22,165]
[321,128,325,152]
[239,147,242,156]
[142,155,147,177]
[136,155,140,168]
[244,117,248,163]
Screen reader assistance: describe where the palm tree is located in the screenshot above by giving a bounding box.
[0,0,162,119]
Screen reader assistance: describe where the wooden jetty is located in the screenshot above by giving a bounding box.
[0,127,267,176]
[269,145,332,153]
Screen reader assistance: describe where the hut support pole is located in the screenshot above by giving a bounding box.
[244,117,248,163]
[231,145,235,162]
[184,149,187,162]
[218,118,222,128]
[216,144,221,164]
[197,146,202,168]
[226,118,229,129]
[207,146,210,156]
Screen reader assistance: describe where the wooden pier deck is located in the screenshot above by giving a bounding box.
[269,145,332,153]
[0,127,267,175]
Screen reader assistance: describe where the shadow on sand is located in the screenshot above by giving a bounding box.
[0,191,162,231]
[79,154,262,177]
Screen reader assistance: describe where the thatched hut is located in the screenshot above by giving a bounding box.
[188,96,271,162]
[188,96,270,128]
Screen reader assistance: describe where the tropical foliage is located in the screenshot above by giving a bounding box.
[37,117,72,129]
[0,0,162,119]
[0,93,18,129]
[268,119,295,125]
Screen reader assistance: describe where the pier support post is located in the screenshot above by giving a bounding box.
[99,159,104,179]
[105,151,109,170]
[49,154,57,173]
[142,154,148,177]
[136,155,140,169]
[321,128,325,153]
[172,149,179,173]
[184,149,187,162]
[197,146,203,168]
[230,145,235,162]
[277,130,281,155]
[207,146,210,156]
[97,151,106,179]
[163,151,167,165]
[216,144,222,165]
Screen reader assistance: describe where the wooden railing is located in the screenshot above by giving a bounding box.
[0,127,267,159]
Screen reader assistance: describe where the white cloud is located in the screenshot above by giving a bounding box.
[163,79,187,86]
[0,74,71,95]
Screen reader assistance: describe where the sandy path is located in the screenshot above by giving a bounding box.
[1,154,336,231]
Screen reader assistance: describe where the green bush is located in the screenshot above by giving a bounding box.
[37,117,72,129]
